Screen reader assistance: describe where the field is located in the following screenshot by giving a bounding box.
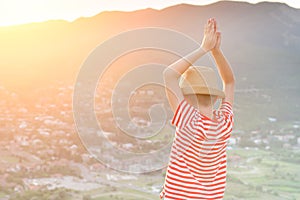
[75,148,300,200]
[224,148,300,200]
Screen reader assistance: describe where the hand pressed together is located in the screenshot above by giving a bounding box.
[200,18,220,52]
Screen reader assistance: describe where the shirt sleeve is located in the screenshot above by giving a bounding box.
[219,100,234,126]
[171,99,197,130]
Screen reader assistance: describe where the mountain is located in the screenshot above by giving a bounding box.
[0,1,299,128]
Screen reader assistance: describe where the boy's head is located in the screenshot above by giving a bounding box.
[179,66,225,107]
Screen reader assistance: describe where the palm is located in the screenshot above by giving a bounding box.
[213,32,221,50]
[200,19,217,52]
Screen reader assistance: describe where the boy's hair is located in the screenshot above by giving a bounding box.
[179,66,225,98]
[184,93,218,107]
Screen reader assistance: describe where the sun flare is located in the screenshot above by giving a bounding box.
[0,0,299,27]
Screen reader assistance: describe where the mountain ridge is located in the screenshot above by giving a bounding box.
[0,1,299,94]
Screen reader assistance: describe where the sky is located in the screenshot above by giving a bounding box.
[0,0,299,27]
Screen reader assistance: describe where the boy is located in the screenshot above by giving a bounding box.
[160,18,235,199]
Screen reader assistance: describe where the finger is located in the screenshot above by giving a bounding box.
[210,24,215,34]
[204,23,209,33]
[208,20,214,32]
[205,20,212,33]
[214,19,217,32]
[210,18,216,32]
[207,18,211,26]
[205,19,210,27]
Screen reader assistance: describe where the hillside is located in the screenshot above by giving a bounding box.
[0,1,299,129]
[0,1,299,89]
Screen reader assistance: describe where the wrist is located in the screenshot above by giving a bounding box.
[199,46,208,54]
[211,48,222,55]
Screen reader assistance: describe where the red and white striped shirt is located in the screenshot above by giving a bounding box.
[160,99,234,200]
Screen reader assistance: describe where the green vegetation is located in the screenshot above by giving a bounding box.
[9,188,74,200]
[51,148,295,200]
[1,155,20,164]
[85,148,300,200]
[4,148,299,200]
[224,148,300,200]
[0,192,7,198]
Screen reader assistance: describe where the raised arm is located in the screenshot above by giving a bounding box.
[211,31,235,106]
[164,18,218,112]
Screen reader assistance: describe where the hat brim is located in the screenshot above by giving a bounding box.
[181,86,225,98]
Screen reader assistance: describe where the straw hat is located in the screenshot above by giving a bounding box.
[179,66,225,98]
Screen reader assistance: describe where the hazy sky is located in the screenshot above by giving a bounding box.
[0,0,299,27]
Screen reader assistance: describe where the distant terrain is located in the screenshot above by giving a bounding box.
[0,1,299,200]
[1,0,299,130]
[0,1,299,89]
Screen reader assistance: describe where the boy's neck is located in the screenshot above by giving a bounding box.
[184,94,217,119]
[196,104,214,119]
[185,99,214,118]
